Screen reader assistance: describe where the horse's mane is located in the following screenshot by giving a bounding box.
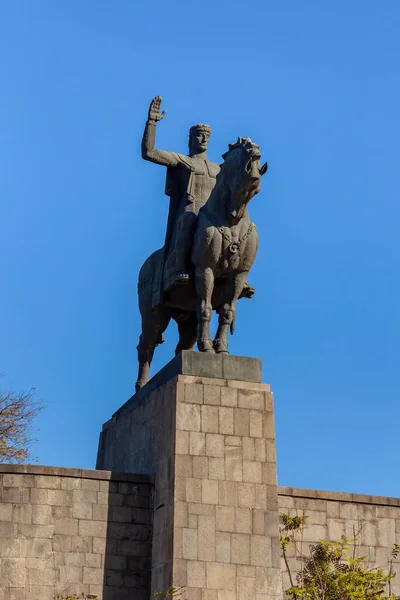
[221,136,261,162]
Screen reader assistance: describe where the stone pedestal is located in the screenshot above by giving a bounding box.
[97,352,282,600]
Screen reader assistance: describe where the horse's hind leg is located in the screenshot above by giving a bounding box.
[136,307,170,392]
[174,313,198,355]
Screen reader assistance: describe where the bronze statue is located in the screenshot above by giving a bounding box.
[136,97,267,390]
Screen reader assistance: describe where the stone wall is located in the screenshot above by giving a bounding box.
[0,465,153,600]
[278,487,400,597]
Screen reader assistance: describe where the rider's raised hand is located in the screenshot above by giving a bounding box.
[148,96,167,122]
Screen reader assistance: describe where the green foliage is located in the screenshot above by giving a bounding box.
[280,512,397,600]
[154,587,186,599]
[280,513,308,552]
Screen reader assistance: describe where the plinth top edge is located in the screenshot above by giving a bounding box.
[114,351,262,418]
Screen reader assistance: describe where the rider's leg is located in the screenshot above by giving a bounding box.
[174,211,197,283]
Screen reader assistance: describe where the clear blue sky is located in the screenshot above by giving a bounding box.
[1,1,399,497]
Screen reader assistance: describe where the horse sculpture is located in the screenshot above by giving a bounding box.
[136,137,267,390]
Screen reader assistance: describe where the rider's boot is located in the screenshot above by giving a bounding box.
[174,213,197,285]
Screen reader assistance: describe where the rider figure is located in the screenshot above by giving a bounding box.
[141,96,220,287]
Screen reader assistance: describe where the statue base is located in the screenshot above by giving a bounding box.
[97,351,283,599]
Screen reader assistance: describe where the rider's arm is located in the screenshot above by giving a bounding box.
[141,119,180,167]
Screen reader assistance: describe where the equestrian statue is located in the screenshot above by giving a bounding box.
[136,96,268,390]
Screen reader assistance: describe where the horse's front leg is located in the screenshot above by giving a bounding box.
[195,266,215,352]
[214,272,248,354]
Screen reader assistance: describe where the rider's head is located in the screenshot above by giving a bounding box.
[189,124,211,155]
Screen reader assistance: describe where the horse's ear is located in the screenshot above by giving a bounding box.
[260,161,268,176]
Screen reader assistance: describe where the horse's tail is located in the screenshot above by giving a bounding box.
[138,247,164,313]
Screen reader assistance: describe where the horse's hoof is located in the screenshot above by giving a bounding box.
[198,339,215,353]
[213,339,229,354]
[135,381,146,393]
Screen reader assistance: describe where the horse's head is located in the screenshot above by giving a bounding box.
[220,137,268,224]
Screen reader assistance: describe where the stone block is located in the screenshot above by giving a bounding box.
[198,515,216,561]
[243,461,262,484]
[231,533,250,564]
[54,517,78,535]
[238,389,264,410]
[202,479,219,505]
[218,481,237,507]
[225,436,242,446]
[71,535,93,553]
[190,432,206,456]
[219,407,234,435]
[61,478,82,490]
[225,447,243,482]
[262,463,276,486]
[189,514,198,528]
[1,558,26,586]
[25,538,53,557]
[81,478,100,491]
[262,412,275,439]
[3,474,34,488]
[184,383,204,405]
[186,478,202,503]
[251,535,271,567]
[18,523,54,539]
[204,385,221,406]
[79,519,107,537]
[83,567,104,584]
[193,457,208,479]
[253,509,265,535]
[12,504,32,524]
[264,439,275,463]
[176,430,189,454]
[52,505,72,518]
[238,575,256,600]
[235,507,252,533]
[203,591,218,600]
[36,475,61,489]
[0,503,12,522]
[234,409,250,436]
[206,562,236,590]
[209,458,225,480]
[217,593,236,600]
[32,504,52,525]
[92,504,108,521]
[238,483,256,508]
[206,434,225,458]
[215,506,235,533]
[187,560,206,587]
[202,405,219,433]
[243,437,255,461]
[27,567,55,586]
[221,387,238,407]
[216,531,231,563]
[47,489,73,506]
[175,501,189,527]
[189,503,216,516]
[175,477,186,501]
[177,403,201,431]
[249,410,263,438]
[183,527,198,560]
[1,487,29,503]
